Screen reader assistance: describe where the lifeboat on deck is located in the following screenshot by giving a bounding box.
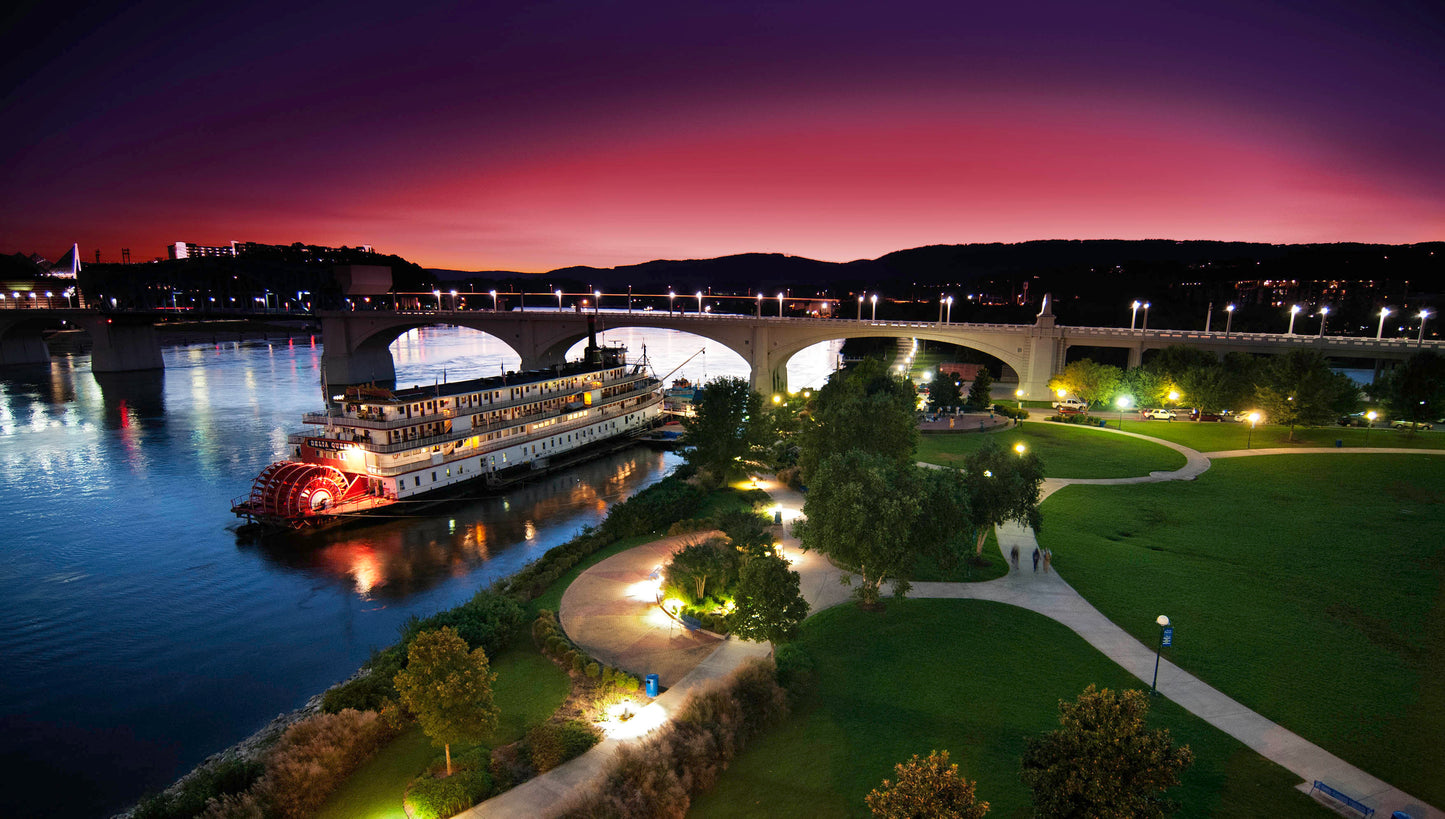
[234,462,361,527]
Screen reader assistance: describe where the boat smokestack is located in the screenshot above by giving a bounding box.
[586,316,602,364]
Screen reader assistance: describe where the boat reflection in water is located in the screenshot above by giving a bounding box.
[239,446,671,600]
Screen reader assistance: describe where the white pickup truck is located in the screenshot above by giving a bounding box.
[1052,397,1088,411]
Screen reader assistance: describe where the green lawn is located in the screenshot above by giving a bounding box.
[917,421,1186,479]
[1037,455,1445,806]
[314,644,571,819]
[1102,418,1445,452]
[690,600,1326,818]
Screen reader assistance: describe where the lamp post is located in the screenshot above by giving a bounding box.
[668,291,675,315]
[1318,306,1329,337]
[1141,302,1150,332]
[857,295,864,320]
[696,291,703,314]
[490,289,498,311]
[756,293,762,317]
[1365,410,1377,446]
[1150,615,1171,696]
[556,290,563,312]
[1419,310,1432,344]
[1204,302,1212,332]
[1130,300,1140,330]
[870,294,878,321]
[1014,442,1027,455]
[1224,303,1235,337]
[595,290,601,314]
[1287,304,1301,335]
[433,289,442,310]
[1247,412,1260,449]
[1015,388,1024,413]
[1377,307,1391,339]
[945,295,953,324]
[1116,395,1131,429]
[938,295,945,324]
[778,292,785,317]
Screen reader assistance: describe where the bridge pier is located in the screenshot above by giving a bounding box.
[321,347,395,391]
[84,317,164,373]
[0,327,51,368]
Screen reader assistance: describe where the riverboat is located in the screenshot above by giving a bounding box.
[232,330,662,528]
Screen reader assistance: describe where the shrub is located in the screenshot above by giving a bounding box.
[666,518,710,536]
[405,768,493,819]
[401,590,526,657]
[773,643,817,704]
[322,647,404,713]
[528,719,603,772]
[197,790,266,818]
[132,757,265,819]
[572,653,587,673]
[775,465,802,489]
[255,709,399,819]
[586,662,601,679]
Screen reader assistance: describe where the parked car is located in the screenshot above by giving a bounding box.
[1056,406,1087,416]
[1338,414,1371,427]
[1144,408,1176,420]
[1391,419,1434,430]
[1052,397,1088,411]
[1190,409,1224,422]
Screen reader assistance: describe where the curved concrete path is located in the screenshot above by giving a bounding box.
[467,441,1443,818]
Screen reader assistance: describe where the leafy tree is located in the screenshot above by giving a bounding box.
[1376,351,1445,432]
[729,553,810,649]
[962,442,1044,557]
[393,627,499,776]
[664,536,739,602]
[1047,359,1122,414]
[684,376,765,485]
[799,358,919,483]
[1120,367,1169,409]
[929,368,963,412]
[1254,350,1360,440]
[866,750,990,819]
[913,466,975,574]
[797,450,923,606]
[1146,345,1218,387]
[1021,685,1193,819]
[965,367,994,410]
[716,507,777,559]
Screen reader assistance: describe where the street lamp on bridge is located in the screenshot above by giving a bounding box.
[1287,304,1301,334]
[870,294,878,321]
[857,295,864,320]
[1130,300,1141,330]
[756,293,762,317]
[945,295,953,324]
[1224,303,1235,337]
[1141,302,1150,331]
[1377,307,1391,339]
[490,289,498,311]
[1419,310,1432,344]
[778,292,785,317]
[556,290,563,312]
[668,291,675,315]
[696,291,703,314]
[1317,306,1328,337]
[595,290,602,314]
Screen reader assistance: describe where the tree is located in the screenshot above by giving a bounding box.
[799,357,919,483]
[1120,367,1169,409]
[1048,359,1122,414]
[965,367,993,410]
[797,450,923,606]
[867,750,989,819]
[684,376,765,484]
[1254,350,1360,440]
[664,536,739,603]
[717,507,778,559]
[913,466,975,575]
[393,627,499,776]
[1376,351,1445,432]
[929,368,963,413]
[729,553,810,649]
[1021,685,1193,819]
[962,442,1044,557]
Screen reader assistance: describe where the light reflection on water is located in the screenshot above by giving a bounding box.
[0,322,852,819]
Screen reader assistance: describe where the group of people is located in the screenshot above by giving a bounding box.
[1009,543,1052,573]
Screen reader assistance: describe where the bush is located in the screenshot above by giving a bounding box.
[528,719,603,772]
[775,466,802,489]
[405,768,493,819]
[773,643,817,705]
[586,662,601,679]
[401,590,526,657]
[198,790,266,818]
[256,709,399,819]
[321,647,404,713]
[990,403,1028,419]
[132,757,264,819]
[667,518,710,536]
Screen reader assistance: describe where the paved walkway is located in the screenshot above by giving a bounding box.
[467,441,1444,818]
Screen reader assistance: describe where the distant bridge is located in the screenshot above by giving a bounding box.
[2,302,1438,399]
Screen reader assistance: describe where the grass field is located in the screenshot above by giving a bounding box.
[313,644,570,819]
[917,421,1186,479]
[1101,418,1445,452]
[690,600,1327,818]
[1038,454,1445,806]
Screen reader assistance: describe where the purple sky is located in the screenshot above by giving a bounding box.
[3,0,1442,270]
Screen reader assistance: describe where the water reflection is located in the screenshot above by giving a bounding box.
[239,448,672,600]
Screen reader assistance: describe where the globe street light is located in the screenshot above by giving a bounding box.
[490,289,498,311]
[668,291,675,315]
[1130,300,1141,330]
[433,289,441,310]
[870,294,878,321]
[1225,303,1235,337]
[1419,309,1432,344]
[696,291,703,314]
[1365,410,1378,445]
[938,295,945,324]
[756,293,762,317]
[1318,306,1329,337]
[1287,304,1301,334]
[945,295,953,324]
[1116,395,1132,429]
[1014,442,1027,455]
[1141,302,1150,331]
[1377,307,1391,339]
[1150,615,1171,696]
[778,292,785,317]
[556,289,564,312]
[1247,411,1260,449]
[595,290,602,314]
[857,295,864,320]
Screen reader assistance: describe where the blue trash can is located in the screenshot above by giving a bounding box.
[645,673,659,697]
[1335,439,1344,448]
[774,510,782,524]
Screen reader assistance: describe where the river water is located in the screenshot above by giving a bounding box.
[0,323,841,818]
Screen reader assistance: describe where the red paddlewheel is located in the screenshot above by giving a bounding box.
[247,462,356,522]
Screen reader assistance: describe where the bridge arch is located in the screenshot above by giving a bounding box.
[763,326,1030,394]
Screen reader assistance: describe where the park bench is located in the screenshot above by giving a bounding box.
[1308,781,1375,818]
[681,614,702,631]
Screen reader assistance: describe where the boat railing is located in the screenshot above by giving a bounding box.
[303,374,655,430]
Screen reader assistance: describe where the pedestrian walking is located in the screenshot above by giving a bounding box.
[1010,544,1019,570]
[1032,547,1040,573]
[1043,548,1052,573]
